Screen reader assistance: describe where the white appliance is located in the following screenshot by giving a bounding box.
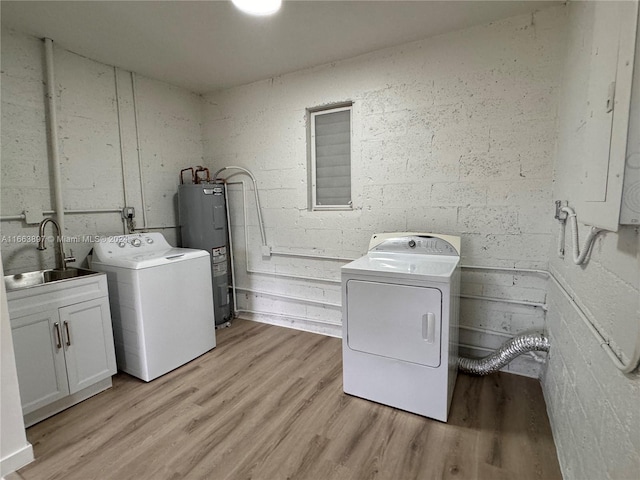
[341,232,460,422]
[92,233,216,382]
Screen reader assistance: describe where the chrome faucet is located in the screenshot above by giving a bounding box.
[37,218,75,270]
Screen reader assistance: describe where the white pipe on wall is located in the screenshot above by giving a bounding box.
[224,176,638,373]
[44,209,122,215]
[460,294,547,310]
[131,72,148,230]
[114,66,129,235]
[459,324,518,339]
[460,265,550,276]
[1,209,122,222]
[114,67,128,207]
[216,167,266,245]
[226,180,546,334]
[458,342,499,354]
[270,249,355,262]
[227,181,553,299]
[223,182,239,315]
[232,180,341,284]
[237,309,341,328]
[234,286,341,308]
[131,225,179,231]
[44,38,65,234]
[548,267,639,374]
[558,206,602,265]
[463,264,639,373]
[0,215,26,222]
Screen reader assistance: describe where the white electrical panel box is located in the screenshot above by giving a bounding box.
[620,12,640,225]
[573,2,638,231]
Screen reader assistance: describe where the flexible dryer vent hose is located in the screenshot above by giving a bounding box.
[458,334,550,376]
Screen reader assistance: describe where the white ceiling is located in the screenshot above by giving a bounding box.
[1,0,559,94]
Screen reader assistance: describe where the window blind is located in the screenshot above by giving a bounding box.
[314,109,351,206]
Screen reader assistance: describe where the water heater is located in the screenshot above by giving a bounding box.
[178,181,232,327]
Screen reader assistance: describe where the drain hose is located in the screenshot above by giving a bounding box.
[458,333,550,375]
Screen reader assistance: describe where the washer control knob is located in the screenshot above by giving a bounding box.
[118,242,126,248]
[146,237,154,244]
[408,239,416,248]
[131,238,142,247]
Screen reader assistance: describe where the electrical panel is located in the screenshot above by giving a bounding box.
[569,2,638,231]
[620,12,640,225]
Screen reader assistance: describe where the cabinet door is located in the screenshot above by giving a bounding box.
[10,311,70,414]
[59,298,117,394]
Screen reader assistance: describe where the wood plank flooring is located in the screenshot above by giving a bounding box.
[17,319,562,480]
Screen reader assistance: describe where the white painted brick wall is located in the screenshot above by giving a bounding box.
[541,2,640,479]
[203,7,567,376]
[0,29,204,273]
[2,6,636,478]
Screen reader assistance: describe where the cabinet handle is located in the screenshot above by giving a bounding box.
[54,322,62,349]
[63,321,71,346]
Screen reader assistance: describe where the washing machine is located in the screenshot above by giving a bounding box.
[341,232,460,422]
[92,233,216,382]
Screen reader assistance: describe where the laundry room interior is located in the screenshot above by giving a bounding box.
[1,1,638,479]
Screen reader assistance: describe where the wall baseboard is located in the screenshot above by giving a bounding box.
[1,443,33,478]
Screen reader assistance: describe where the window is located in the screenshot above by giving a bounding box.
[309,103,352,210]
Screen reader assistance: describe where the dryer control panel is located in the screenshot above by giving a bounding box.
[370,235,459,256]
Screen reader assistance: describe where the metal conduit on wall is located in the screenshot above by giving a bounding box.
[5,60,142,233]
[237,308,342,331]
[234,286,341,308]
[6,41,632,373]
[114,66,130,235]
[1,209,124,222]
[222,177,550,373]
[2,60,176,261]
[225,181,548,307]
[130,72,148,231]
[44,38,65,234]
[221,171,639,374]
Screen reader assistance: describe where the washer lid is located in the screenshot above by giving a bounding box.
[92,233,209,269]
[341,251,459,282]
[93,247,209,269]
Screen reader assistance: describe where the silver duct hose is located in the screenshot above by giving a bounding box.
[458,333,550,375]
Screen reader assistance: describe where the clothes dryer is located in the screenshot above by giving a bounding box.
[341,232,460,421]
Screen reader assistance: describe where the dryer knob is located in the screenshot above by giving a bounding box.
[131,238,142,247]
[408,239,416,248]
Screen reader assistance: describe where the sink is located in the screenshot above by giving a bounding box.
[43,268,97,283]
[4,268,101,292]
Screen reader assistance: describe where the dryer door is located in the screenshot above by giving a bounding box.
[346,280,442,367]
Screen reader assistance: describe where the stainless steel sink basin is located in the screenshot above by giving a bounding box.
[4,268,100,292]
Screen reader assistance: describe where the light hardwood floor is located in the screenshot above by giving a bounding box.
[17,319,562,480]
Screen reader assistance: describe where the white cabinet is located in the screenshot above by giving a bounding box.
[11,311,69,413]
[7,272,116,426]
[59,298,115,394]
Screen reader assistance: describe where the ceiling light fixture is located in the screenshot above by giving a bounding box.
[231,0,282,16]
